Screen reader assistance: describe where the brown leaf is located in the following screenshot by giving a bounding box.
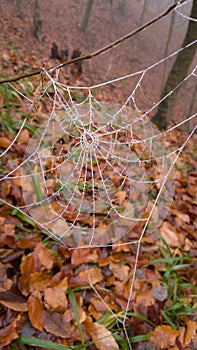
[0,265,12,292]
[0,290,28,312]
[43,310,78,339]
[44,277,68,312]
[178,319,197,347]
[149,325,180,349]
[17,128,30,144]
[28,291,44,331]
[160,221,180,247]
[69,267,103,287]
[136,290,155,307]
[0,324,18,347]
[109,262,129,281]
[28,271,52,293]
[0,137,12,149]
[71,248,99,265]
[84,316,119,350]
[37,244,54,269]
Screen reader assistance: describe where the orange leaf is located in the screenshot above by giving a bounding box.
[84,316,119,350]
[17,128,30,144]
[28,271,52,293]
[37,244,54,269]
[0,324,18,347]
[109,262,129,281]
[181,319,197,346]
[150,325,180,349]
[28,291,44,331]
[160,221,180,247]
[44,277,68,312]
[69,267,103,287]
[71,248,99,265]
[136,289,155,307]
[0,137,12,149]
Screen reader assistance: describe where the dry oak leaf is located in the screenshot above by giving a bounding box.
[69,267,103,287]
[109,262,129,282]
[0,265,12,292]
[17,128,30,144]
[149,325,180,349]
[43,310,80,339]
[0,290,28,312]
[28,271,52,293]
[84,316,119,350]
[160,221,180,247]
[28,291,44,331]
[136,289,155,307]
[71,247,99,265]
[37,244,54,270]
[178,319,197,347]
[0,324,18,347]
[44,276,68,312]
[0,137,12,149]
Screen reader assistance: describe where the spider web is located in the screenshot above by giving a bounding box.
[0,1,196,348]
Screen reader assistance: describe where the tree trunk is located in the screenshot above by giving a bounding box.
[16,0,24,19]
[151,0,197,130]
[81,0,95,33]
[160,1,176,90]
[32,0,44,42]
[139,0,149,25]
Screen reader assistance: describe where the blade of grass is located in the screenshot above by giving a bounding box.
[162,310,177,330]
[67,289,85,345]
[11,208,36,227]
[14,336,76,350]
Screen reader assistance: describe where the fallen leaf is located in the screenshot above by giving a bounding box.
[160,221,180,247]
[149,325,180,349]
[71,248,99,265]
[28,291,44,331]
[136,289,155,307]
[0,324,18,347]
[0,290,28,312]
[17,128,30,144]
[109,262,129,281]
[43,310,78,339]
[69,267,103,287]
[28,271,52,293]
[0,265,12,292]
[84,316,119,350]
[0,137,12,149]
[44,276,68,312]
[178,319,197,347]
[37,244,54,269]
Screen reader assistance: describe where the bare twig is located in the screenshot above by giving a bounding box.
[0,0,186,84]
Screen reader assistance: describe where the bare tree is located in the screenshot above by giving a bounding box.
[139,0,149,25]
[32,0,44,43]
[81,0,95,33]
[16,0,24,20]
[151,0,197,130]
[160,1,177,90]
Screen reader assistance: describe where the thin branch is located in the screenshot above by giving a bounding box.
[0,0,186,84]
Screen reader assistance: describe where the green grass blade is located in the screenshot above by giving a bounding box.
[68,289,85,345]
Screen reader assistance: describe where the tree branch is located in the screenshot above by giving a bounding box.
[0,0,186,84]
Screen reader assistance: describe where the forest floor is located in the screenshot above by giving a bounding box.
[0,1,197,350]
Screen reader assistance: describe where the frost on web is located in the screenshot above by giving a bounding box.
[18,69,177,249]
[0,1,197,346]
[1,60,196,250]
